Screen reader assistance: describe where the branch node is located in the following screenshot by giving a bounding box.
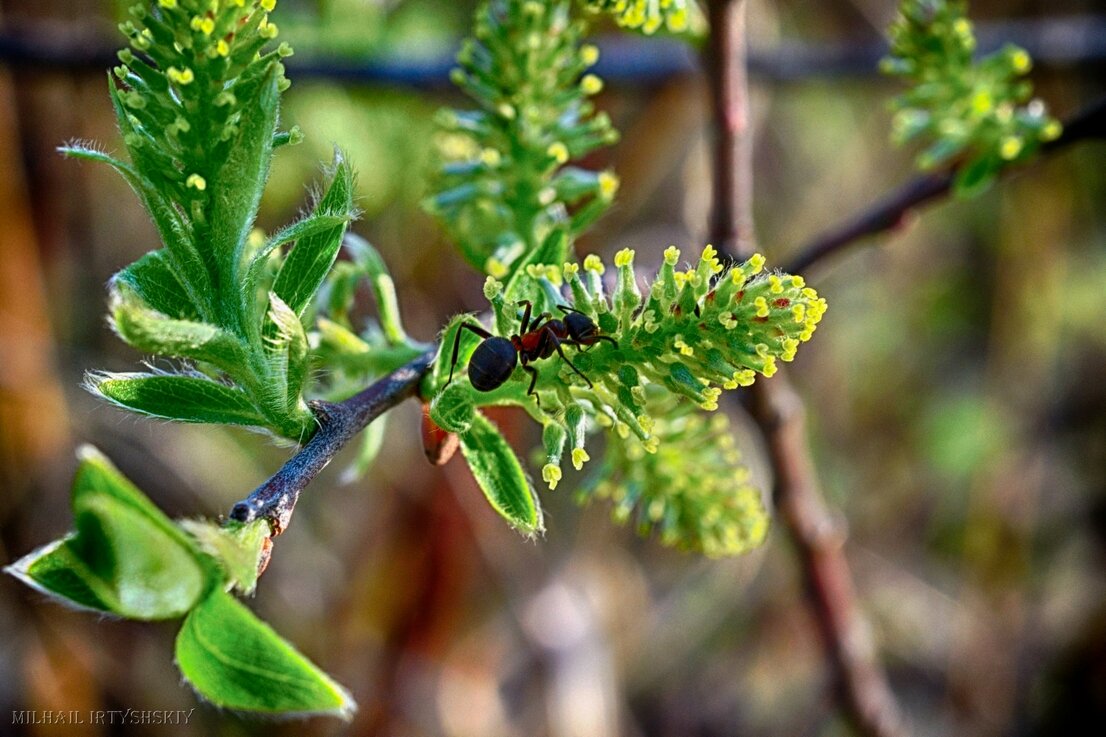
[225,349,435,537]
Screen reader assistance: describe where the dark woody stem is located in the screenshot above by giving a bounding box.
[785,95,1106,275]
[229,349,435,534]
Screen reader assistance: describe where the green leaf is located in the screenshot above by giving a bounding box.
[428,314,482,393]
[6,447,211,619]
[111,284,247,374]
[5,537,114,613]
[245,213,350,291]
[343,234,408,344]
[504,228,570,302]
[68,499,204,619]
[179,519,271,596]
[91,373,266,427]
[953,154,999,198]
[429,381,476,434]
[175,588,356,718]
[263,292,309,413]
[102,86,216,318]
[458,412,543,535]
[208,63,280,304]
[113,250,201,321]
[271,152,356,316]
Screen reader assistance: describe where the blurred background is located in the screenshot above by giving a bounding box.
[1,0,1104,735]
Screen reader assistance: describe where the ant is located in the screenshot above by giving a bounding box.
[446,300,617,398]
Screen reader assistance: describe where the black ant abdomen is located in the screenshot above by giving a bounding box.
[445,301,617,399]
[468,336,517,391]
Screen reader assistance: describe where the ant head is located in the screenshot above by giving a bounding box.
[563,310,598,341]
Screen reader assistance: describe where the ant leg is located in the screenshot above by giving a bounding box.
[557,304,586,315]
[527,313,553,340]
[590,335,619,349]
[554,342,594,388]
[523,364,541,406]
[516,300,533,333]
[446,322,494,386]
[567,335,619,352]
[519,302,554,335]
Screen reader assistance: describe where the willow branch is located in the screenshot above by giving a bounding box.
[749,380,908,737]
[785,95,1106,275]
[704,2,908,735]
[705,0,755,260]
[229,349,435,534]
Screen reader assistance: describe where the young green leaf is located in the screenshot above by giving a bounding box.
[6,446,211,619]
[209,62,281,313]
[6,537,115,614]
[175,588,356,718]
[262,292,310,417]
[430,381,477,435]
[68,495,207,619]
[179,519,271,597]
[953,153,1000,197]
[111,284,247,374]
[89,373,267,427]
[270,152,356,317]
[245,213,351,290]
[458,412,544,535]
[342,234,408,344]
[69,106,216,322]
[113,250,202,321]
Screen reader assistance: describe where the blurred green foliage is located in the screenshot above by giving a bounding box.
[882,0,1062,195]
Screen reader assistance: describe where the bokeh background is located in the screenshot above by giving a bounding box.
[1,0,1104,735]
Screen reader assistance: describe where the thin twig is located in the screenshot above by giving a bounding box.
[785,95,1106,275]
[749,380,908,737]
[705,0,754,259]
[229,349,435,534]
[704,2,908,735]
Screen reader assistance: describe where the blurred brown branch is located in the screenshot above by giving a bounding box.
[749,380,908,737]
[2,15,1106,85]
[704,1,908,735]
[705,0,754,259]
[784,95,1106,275]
